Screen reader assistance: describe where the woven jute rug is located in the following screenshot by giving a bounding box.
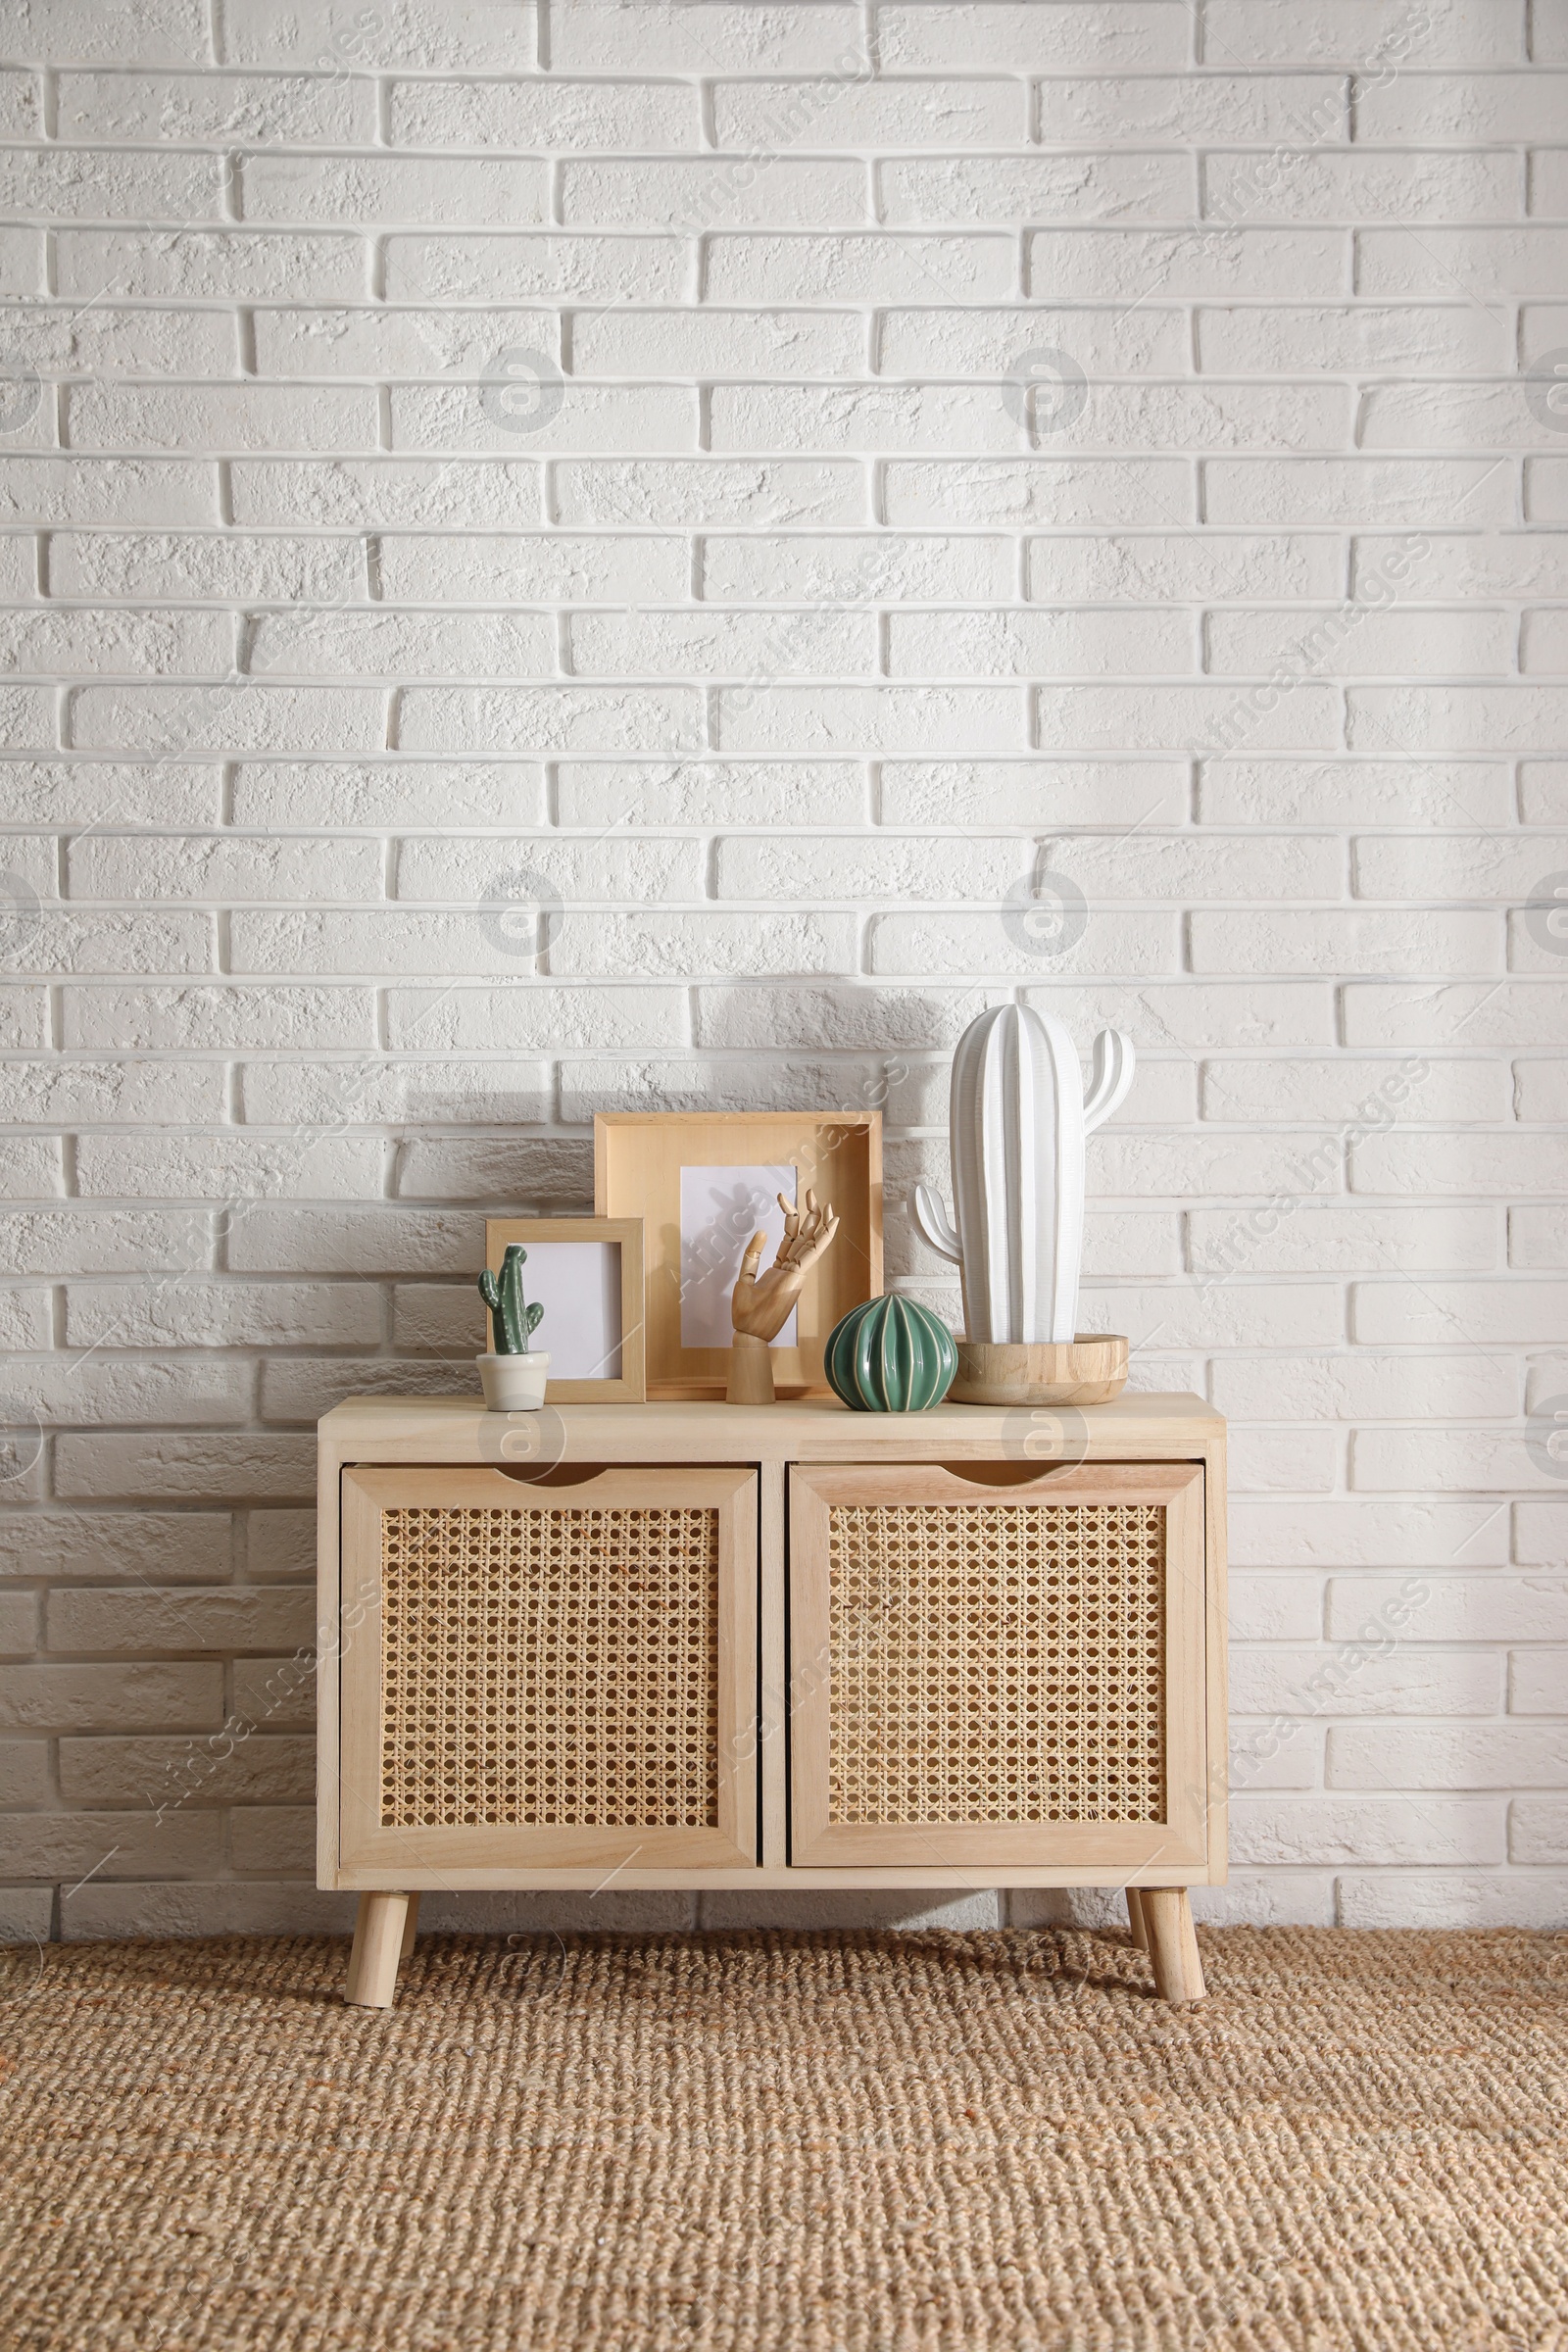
[1,1928,1564,2351]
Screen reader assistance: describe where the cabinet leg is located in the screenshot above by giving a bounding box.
[400,1890,420,1959]
[1124,1887,1148,1952]
[345,1891,411,2009]
[1141,1888,1206,2006]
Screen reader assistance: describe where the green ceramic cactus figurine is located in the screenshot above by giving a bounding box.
[478,1244,545,1355]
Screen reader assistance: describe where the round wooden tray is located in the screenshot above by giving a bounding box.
[949,1333,1129,1406]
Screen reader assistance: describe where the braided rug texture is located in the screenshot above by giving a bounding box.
[1,1928,1565,2351]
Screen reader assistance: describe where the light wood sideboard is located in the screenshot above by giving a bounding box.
[318,1395,1226,2009]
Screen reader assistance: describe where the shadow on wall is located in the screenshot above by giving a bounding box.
[415,1890,1007,1933]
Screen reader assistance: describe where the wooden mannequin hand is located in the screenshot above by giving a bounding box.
[730,1190,839,1343]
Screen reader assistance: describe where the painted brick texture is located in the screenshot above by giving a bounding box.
[0,0,1563,1936]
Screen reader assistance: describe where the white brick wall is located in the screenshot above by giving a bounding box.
[0,0,1564,1942]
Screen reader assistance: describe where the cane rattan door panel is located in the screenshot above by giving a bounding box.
[339,1465,758,1877]
[788,1462,1207,1869]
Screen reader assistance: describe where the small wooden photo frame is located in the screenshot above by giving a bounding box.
[594,1112,882,1400]
[482,1217,645,1403]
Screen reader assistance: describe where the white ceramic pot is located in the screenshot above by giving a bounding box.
[476,1352,550,1411]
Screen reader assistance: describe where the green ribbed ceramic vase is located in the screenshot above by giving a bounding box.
[823,1295,957,1413]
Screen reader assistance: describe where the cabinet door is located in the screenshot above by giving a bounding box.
[789,1461,1207,1871]
[339,1465,758,1879]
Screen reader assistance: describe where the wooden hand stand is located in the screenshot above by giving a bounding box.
[726,1331,776,1405]
[725,1189,839,1405]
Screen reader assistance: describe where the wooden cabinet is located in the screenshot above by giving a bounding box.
[319,1396,1225,2009]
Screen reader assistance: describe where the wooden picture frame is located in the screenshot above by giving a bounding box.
[483,1216,646,1402]
[594,1111,882,1400]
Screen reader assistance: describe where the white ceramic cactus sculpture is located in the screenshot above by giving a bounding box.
[911,1004,1136,1346]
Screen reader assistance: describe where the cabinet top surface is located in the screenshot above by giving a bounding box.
[321,1392,1223,1464]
